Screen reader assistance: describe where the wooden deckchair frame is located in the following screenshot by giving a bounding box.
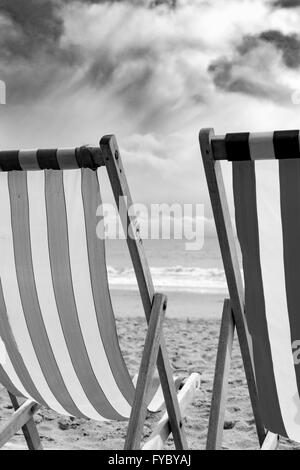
[199,128,279,450]
[0,135,200,450]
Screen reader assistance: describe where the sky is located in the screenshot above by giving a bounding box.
[1,0,300,235]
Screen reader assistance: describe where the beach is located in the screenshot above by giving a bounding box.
[1,314,299,450]
[2,0,300,453]
[1,239,299,450]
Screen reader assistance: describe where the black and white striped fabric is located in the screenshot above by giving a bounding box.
[225,130,300,161]
[0,148,102,171]
[0,155,161,422]
[228,131,300,441]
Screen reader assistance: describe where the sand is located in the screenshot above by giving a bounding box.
[1,317,299,450]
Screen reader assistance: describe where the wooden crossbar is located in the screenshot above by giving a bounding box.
[212,130,300,161]
[0,147,104,171]
[8,393,43,450]
[0,399,40,449]
[142,373,201,450]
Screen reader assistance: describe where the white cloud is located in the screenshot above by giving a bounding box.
[1,0,300,215]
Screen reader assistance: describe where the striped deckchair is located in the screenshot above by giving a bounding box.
[0,135,200,450]
[199,128,300,450]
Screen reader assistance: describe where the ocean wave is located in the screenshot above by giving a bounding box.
[107,265,228,294]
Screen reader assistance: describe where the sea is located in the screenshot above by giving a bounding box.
[106,237,229,319]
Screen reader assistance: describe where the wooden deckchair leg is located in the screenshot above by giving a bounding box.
[8,393,43,450]
[125,293,167,449]
[206,299,235,450]
[155,341,188,449]
[0,396,41,449]
[101,135,188,450]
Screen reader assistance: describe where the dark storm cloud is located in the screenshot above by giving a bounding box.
[150,0,177,7]
[63,0,177,7]
[0,0,64,60]
[0,0,168,66]
[4,0,298,114]
[0,0,82,102]
[233,30,300,69]
[78,44,161,116]
[209,29,300,100]
[258,31,300,68]
[0,0,180,104]
[272,0,300,8]
[208,59,269,98]
[84,45,155,87]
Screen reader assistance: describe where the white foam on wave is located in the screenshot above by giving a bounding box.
[107,265,228,294]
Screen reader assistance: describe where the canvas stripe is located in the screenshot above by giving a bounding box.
[0,295,33,400]
[249,132,275,160]
[0,151,22,171]
[0,364,23,398]
[81,169,135,406]
[0,350,32,400]
[26,171,104,421]
[232,161,286,436]
[278,160,300,403]
[0,279,47,404]
[56,149,79,170]
[0,148,103,171]
[63,170,132,418]
[0,173,67,414]
[45,171,127,420]
[255,161,300,441]
[225,133,250,161]
[274,130,300,159]
[37,150,60,170]
[18,150,40,171]
[8,172,85,417]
